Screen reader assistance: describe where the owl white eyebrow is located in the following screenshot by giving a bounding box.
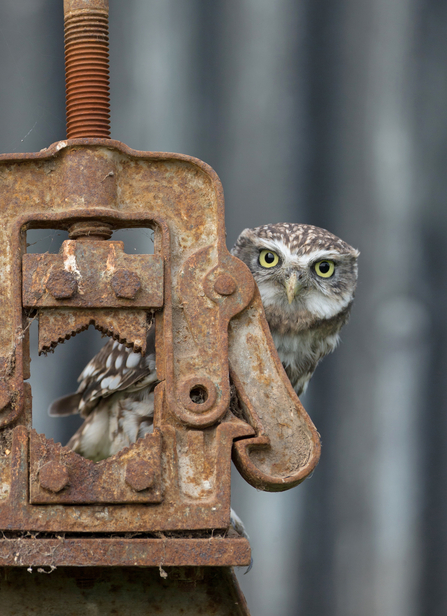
[255,238,289,260]
[306,249,343,261]
[256,240,341,266]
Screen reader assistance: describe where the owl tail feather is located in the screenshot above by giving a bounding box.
[48,392,82,416]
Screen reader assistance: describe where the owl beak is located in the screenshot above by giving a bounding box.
[285,272,300,304]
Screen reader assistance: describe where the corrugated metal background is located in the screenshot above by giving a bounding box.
[0,1,445,614]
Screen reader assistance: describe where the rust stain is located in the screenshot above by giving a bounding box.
[0,535,251,567]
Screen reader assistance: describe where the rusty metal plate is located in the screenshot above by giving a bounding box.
[29,430,163,504]
[23,240,163,309]
[0,534,250,567]
[0,419,253,533]
[0,566,251,615]
[37,307,150,354]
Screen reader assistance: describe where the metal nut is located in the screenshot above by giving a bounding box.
[125,459,155,492]
[214,274,237,296]
[46,269,77,299]
[39,461,69,493]
[111,269,141,299]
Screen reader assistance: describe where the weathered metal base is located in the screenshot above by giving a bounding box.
[0,535,251,567]
[0,566,251,615]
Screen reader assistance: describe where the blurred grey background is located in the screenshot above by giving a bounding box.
[0,0,444,614]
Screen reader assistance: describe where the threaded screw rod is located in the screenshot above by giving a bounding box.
[64,0,110,139]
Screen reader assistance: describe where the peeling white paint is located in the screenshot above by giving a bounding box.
[0,482,10,500]
[105,244,117,273]
[177,453,214,499]
[62,242,81,277]
[55,140,68,152]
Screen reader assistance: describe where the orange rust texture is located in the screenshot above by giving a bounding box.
[0,140,320,547]
[0,537,250,568]
[0,420,251,533]
[64,0,110,138]
[22,240,163,309]
[229,289,321,491]
[37,307,150,355]
[30,429,163,504]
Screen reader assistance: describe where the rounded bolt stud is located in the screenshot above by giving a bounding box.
[214,274,237,296]
[111,269,141,299]
[125,459,155,492]
[46,269,77,299]
[39,461,69,493]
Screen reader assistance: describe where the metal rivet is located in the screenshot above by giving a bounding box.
[214,274,237,296]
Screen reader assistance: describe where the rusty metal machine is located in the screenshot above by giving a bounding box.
[0,1,320,613]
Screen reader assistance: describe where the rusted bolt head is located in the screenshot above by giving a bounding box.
[125,459,155,492]
[39,461,69,493]
[111,269,141,299]
[46,269,77,299]
[214,274,237,296]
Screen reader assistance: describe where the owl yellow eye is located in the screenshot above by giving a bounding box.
[314,260,335,278]
[259,249,280,268]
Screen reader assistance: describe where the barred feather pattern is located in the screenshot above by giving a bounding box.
[49,326,158,461]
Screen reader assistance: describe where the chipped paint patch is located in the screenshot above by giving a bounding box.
[55,140,68,152]
[0,483,10,500]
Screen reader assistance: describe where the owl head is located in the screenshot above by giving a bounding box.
[231,223,359,325]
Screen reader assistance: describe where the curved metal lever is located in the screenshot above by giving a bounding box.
[229,288,321,491]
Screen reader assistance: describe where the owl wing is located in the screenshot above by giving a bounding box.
[48,324,157,418]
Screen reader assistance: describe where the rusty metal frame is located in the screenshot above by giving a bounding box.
[0,140,320,549]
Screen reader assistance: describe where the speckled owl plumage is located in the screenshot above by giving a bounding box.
[231,223,359,395]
